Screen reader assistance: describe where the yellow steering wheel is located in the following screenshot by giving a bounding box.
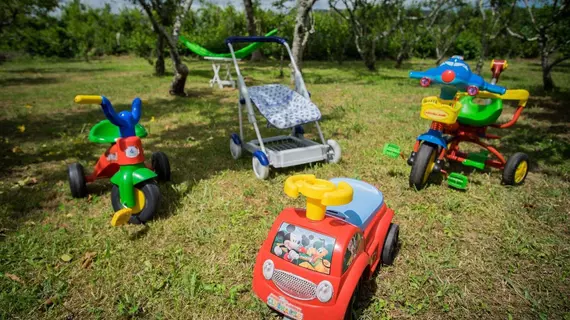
[284,174,353,221]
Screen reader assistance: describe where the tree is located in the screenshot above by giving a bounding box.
[138,0,193,95]
[474,0,516,74]
[0,0,58,34]
[291,0,318,71]
[330,0,403,71]
[507,0,570,91]
[244,0,263,61]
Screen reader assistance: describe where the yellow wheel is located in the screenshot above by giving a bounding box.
[409,143,437,190]
[502,152,529,186]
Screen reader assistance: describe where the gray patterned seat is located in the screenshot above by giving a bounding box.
[247,84,321,129]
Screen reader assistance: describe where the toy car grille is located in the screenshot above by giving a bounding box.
[272,269,316,300]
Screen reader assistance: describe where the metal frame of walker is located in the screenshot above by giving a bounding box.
[225,36,341,179]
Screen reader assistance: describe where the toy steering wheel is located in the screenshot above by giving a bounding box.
[284,174,353,221]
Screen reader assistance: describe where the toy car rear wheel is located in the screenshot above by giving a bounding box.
[409,142,437,190]
[152,152,171,182]
[502,152,529,186]
[68,163,88,198]
[382,223,399,265]
[111,180,160,224]
[326,139,342,164]
[344,277,362,320]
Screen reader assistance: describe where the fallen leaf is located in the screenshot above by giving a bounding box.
[81,252,97,269]
[150,116,156,122]
[87,194,93,202]
[60,254,72,262]
[11,146,22,153]
[25,104,32,109]
[44,297,54,306]
[5,273,24,284]
[17,125,25,133]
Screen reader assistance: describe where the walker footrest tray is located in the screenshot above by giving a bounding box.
[246,135,328,168]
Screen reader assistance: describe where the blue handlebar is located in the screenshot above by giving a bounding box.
[225,36,287,46]
[482,83,507,95]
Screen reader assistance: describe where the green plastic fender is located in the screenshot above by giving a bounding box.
[110,164,157,208]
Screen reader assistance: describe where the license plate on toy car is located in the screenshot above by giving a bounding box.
[267,294,303,320]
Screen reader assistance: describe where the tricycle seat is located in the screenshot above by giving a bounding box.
[327,178,384,231]
[89,119,148,144]
[457,96,503,127]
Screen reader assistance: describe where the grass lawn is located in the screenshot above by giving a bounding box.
[0,55,569,319]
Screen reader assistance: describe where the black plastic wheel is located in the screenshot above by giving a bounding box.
[409,143,437,190]
[111,180,160,224]
[344,277,362,320]
[152,151,171,182]
[381,223,399,265]
[67,163,88,198]
[502,152,529,186]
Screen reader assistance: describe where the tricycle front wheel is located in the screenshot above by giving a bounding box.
[409,142,437,190]
[111,180,160,224]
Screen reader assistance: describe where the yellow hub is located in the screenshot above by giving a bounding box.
[423,151,436,184]
[130,188,146,214]
[514,160,528,184]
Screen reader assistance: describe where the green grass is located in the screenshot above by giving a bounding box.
[1,55,569,319]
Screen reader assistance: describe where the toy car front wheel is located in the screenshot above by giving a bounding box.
[502,152,529,186]
[326,139,342,164]
[381,223,399,265]
[344,277,362,320]
[111,180,160,224]
[409,142,437,190]
[152,151,171,182]
[68,163,88,198]
[252,157,270,180]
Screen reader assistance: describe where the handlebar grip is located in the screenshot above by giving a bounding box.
[482,83,507,95]
[409,71,425,79]
[74,95,103,104]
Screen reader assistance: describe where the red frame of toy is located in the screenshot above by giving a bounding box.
[85,143,152,183]
[252,204,394,320]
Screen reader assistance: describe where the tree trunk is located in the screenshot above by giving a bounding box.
[292,0,316,71]
[244,0,262,61]
[475,0,487,74]
[540,41,555,91]
[155,34,165,76]
[356,36,376,71]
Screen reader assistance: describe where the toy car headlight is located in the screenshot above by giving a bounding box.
[467,85,479,96]
[316,280,333,302]
[262,259,274,280]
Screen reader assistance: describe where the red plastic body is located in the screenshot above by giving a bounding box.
[85,139,152,183]
[252,204,395,320]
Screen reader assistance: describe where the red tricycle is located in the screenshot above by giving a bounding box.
[384,57,530,190]
[67,95,171,225]
[252,174,399,319]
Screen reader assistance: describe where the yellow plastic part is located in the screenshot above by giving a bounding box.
[472,89,530,107]
[111,208,133,226]
[74,95,103,104]
[131,188,146,214]
[423,151,436,184]
[514,160,528,184]
[420,96,462,124]
[284,174,353,221]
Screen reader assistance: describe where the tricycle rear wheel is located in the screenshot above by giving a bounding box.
[409,142,437,190]
[152,152,171,182]
[68,163,88,198]
[111,180,160,224]
[502,152,529,186]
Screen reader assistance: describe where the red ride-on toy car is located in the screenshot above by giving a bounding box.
[252,175,399,320]
[67,107,170,199]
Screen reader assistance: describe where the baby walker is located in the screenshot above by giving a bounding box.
[384,57,530,190]
[225,36,341,179]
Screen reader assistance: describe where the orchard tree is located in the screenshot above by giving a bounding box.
[292,0,318,71]
[507,0,570,91]
[138,0,193,95]
[0,0,58,34]
[330,0,403,71]
[244,0,263,61]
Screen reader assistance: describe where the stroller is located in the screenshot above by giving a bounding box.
[225,36,341,179]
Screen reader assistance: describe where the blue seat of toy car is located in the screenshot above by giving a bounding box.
[246,84,321,129]
[327,178,384,231]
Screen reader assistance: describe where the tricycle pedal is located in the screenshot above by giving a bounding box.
[382,143,401,159]
[447,173,468,190]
